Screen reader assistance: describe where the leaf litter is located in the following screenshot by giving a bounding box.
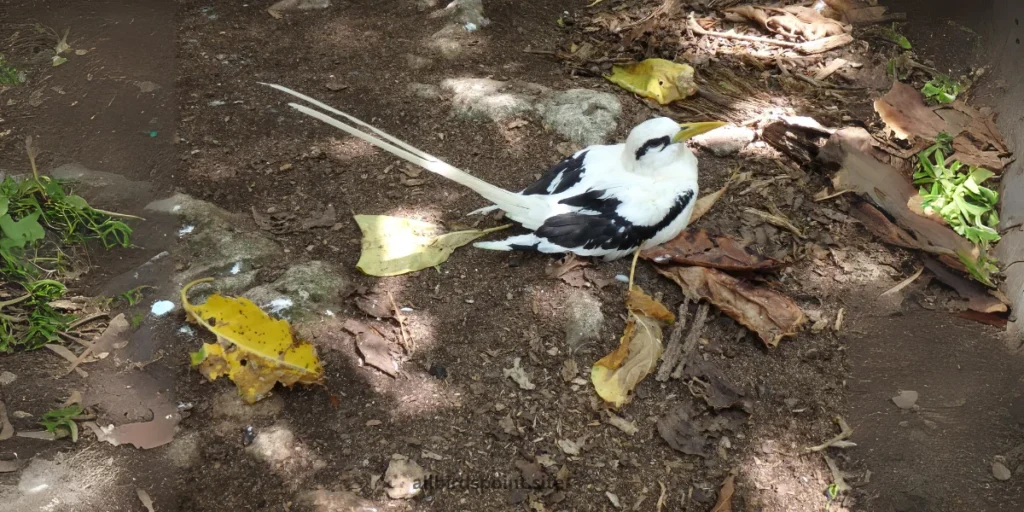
[343,319,398,377]
[591,287,667,408]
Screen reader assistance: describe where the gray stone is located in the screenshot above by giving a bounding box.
[405,55,434,71]
[445,0,490,30]
[51,162,154,208]
[440,78,622,146]
[244,261,349,316]
[268,0,330,12]
[690,125,755,157]
[563,290,605,348]
[408,82,442,100]
[537,89,622,147]
[993,460,1012,481]
[385,455,426,499]
[0,371,15,386]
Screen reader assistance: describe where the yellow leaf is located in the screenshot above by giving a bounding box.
[354,214,510,277]
[605,59,698,105]
[182,278,324,404]
[591,313,664,408]
[626,286,675,324]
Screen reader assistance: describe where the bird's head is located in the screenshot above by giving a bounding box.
[624,117,726,175]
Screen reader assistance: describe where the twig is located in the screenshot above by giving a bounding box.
[880,267,924,297]
[91,208,145,221]
[823,454,852,492]
[806,416,855,452]
[744,207,805,238]
[523,48,557,55]
[688,14,802,49]
[388,292,412,353]
[656,481,668,512]
[814,188,854,201]
[0,293,31,309]
[656,298,691,382]
[68,312,108,330]
[57,331,92,348]
[671,302,710,379]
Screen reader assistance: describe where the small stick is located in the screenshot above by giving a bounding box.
[57,331,92,348]
[656,298,691,382]
[68,312,108,330]
[388,292,412,353]
[806,416,855,453]
[523,48,557,55]
[824,454,852,492]
[671,302,710,379]
[880,267,924,297]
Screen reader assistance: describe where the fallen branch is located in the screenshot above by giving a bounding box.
[806,416,855,452]
[656,298,691,382]
[824,454,852,492]
[686,13,854,55]
[671,302,710,379]
[388,292,413,354]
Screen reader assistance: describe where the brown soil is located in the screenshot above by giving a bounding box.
[1,1,1023,511]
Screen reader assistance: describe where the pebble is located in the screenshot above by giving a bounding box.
[0,371,16,386]
[993,461,1012,481]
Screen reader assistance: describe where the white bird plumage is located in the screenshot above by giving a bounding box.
[263,83,723,261]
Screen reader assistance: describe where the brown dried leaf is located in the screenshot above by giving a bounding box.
[711,475,736,512]
[874,81,948,141]
[546,255,590,287]
[85,406,180,449]
[690,185,729,224]
[657,266,806,348]
[922,257,1007,314]
[819,128,978,271]
[300,204,338,230]
[354,292,394,319]
[626,287,675,323]
[849,202,921,250]
[643,229,784,272]
[355,329,397,377]
[950,133,1009,172]
[657,401,747,458]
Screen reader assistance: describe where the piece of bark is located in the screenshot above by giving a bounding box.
[643,229,785,272]
[656,299,691,382]
[922,257,1008,313]
[760,116,834,166]
[874,81,948,141]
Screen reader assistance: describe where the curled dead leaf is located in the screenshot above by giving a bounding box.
[656,266,806,348]
[626,287,675,323]
[874,81,947,141]
[591,313,664,408]
[643,229,784,272]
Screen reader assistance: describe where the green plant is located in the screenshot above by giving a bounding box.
[0,138,135,351]
[131,311,144,329]
[882,23,912,49]
[0,55,21,85]
[39,404,83,441]
[922,74,961,104]
[914,134,1001,286]
[117,285,152,307]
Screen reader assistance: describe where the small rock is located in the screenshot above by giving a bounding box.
[12,411,33,419]
[428,363,448,380]
[384,455,426,499]
[993,460,1012,481]
[536,89,622,146]
[0,371,16,386]
[892,390,919,410]
[563,290,604,348]
[325,80,347,91]
[691,125,755,157]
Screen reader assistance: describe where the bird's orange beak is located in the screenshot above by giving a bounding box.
[672,121,728,142]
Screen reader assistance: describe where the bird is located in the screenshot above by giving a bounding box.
[263,83,724,263]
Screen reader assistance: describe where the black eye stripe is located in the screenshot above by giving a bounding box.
[634,136,672,160]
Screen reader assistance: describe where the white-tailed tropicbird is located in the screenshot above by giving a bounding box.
[263,83,724,261]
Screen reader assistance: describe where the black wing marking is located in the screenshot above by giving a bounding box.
[634,136,671,160]
[536,189,694,251]
[521,150,589,196]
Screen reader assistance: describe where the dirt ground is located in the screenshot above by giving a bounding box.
[2,1,1024,511]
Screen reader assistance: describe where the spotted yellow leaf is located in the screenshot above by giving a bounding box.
[354,214,510,277]
[183,278,324,404]
[605,58,698,105]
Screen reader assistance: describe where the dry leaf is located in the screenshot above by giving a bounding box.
[354,214,509,276]
[725,5,849,41]
[68,313,129,374]
[591,313,664,408]
[504,358,536,390]
[557,438,581,455]
[605,413,638,435]
[819,128,978,273]
[657,266,806,348]
[561,359,579,382]
[300,204,338,230]
[849,202,921,250]
[546,255,590,287]
[137,489,155,512]
[355,329,397,377]
[643,229,784,272]
[922,257,1007,314]
[85,406,179,449]
[874,81,947,141]
[354,292,394,318]
[605,59,698,105]
[183,279,325,404]
[690,185,729,224]
[657,402,747,458]
[626,287,675,323]
[711,475,736,512]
